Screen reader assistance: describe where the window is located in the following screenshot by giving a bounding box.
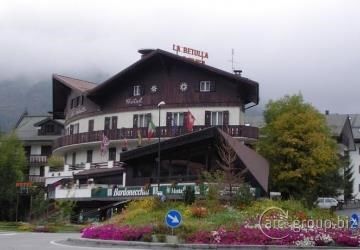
[64,153,68,164]
[104,117,117,130]
[172,112,184,126]
[75,96,80,107]
[133,85,141,96]
[211,111,224,126]
[137,114,148,128]
[45,124,55,133]
[200,81,211,92]
[86,150,93,163]
[73,123,79,134]
[72,152,76,166]
[81,96,84,105]
[109,148,116,161]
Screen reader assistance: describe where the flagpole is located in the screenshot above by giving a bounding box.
[157,101,165,190]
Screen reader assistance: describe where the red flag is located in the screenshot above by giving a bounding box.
[185,111,196,132]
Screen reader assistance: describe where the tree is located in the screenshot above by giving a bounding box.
[0,133,26,220]
[342,152,354,202]
[215,136,247,197]
[258,94,339,206]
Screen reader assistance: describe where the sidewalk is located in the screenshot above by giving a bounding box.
[64,238,359,250]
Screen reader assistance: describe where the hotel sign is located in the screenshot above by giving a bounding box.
[172,44,209,64]
[93,183,208,198]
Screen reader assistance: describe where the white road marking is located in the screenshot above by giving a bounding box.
[0,233,16,236]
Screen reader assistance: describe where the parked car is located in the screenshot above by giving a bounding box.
[315,197,339,209]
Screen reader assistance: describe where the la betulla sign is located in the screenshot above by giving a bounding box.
[172,44,209,64]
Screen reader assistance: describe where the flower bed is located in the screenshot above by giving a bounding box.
[187,226,360,247]
[82,224,152,241]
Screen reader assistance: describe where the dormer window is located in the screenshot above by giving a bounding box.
[200,81,215,92]
[133,85,141,96]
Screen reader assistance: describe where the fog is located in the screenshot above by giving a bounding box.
[1,0,359,113]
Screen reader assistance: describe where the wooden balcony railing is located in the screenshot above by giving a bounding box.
[28,155,48,164]
[29,175,45,183]
[54,125,258,149]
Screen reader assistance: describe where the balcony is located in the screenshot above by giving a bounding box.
[29,175,45,183]
[28,155,48,165]
[53,125,259,149]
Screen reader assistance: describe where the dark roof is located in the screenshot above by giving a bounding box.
[88,49,259,104]
[74,165,126,179]
[14,115,64,141]
[325,114,348,137]
[33,117,64,127]
[120,127,269,192]
[53,74,96,92]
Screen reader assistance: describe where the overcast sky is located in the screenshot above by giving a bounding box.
[1,0,359,114]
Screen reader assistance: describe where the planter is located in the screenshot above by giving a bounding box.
[165,235,179,244]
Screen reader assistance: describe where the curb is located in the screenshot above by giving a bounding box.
[64,238,358,250]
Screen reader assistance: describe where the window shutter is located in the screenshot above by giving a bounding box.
[223,111,229,125]
[88,120,94,132]
[195,81,200,92]
[129,86,134,97]
[205,111,211,126]
[182,112,187,127]
[140,85,145,96]
[104,117,111,130]
[133,114,138,128]
[111,116,118,130]
[145,113,152,127]
[166,112,172,127]
[70,124,74,135]
[210,81,216,92]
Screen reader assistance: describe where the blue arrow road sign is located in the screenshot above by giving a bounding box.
[165,210,182,228]
[350,214,359,229]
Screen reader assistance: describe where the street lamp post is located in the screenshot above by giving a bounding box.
[157,101,165,190]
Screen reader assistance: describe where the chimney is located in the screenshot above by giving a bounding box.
[325,110,330,115]
[233,69,242,76]
[138,49,155,58]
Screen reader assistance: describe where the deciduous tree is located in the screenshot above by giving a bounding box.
[0,133,26,220]
[258,94,339,206]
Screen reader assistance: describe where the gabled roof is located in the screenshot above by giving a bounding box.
[325,114,348,137]
[120,127,269,192]
[14,114,63,141]
[33,117,64,127]
[53,74,96,92]
[88,49,259,104]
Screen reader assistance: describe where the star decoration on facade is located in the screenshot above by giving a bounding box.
[150,85,158,93]
[180,82,188,92]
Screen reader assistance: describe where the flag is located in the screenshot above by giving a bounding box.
[122,136,128,150]
[147,119,156,141]
[137,129,142,146]
[100,133,110,156]
[185,111,196,132]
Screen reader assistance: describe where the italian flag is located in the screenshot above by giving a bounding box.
[147,119,156,140]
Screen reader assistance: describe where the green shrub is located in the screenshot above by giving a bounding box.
[233,184,254,207]
[48,155,64,171]
[183,186,195,205]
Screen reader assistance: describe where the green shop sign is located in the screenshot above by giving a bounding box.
[91,183,208,198]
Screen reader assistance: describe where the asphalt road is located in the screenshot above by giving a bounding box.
[0,232,142,250]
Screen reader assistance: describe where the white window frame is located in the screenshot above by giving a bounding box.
[172,112,184,126]
[133,85,141,96]
[200,81,211,92]
[137,114,148,128]
[210,111,224,126]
